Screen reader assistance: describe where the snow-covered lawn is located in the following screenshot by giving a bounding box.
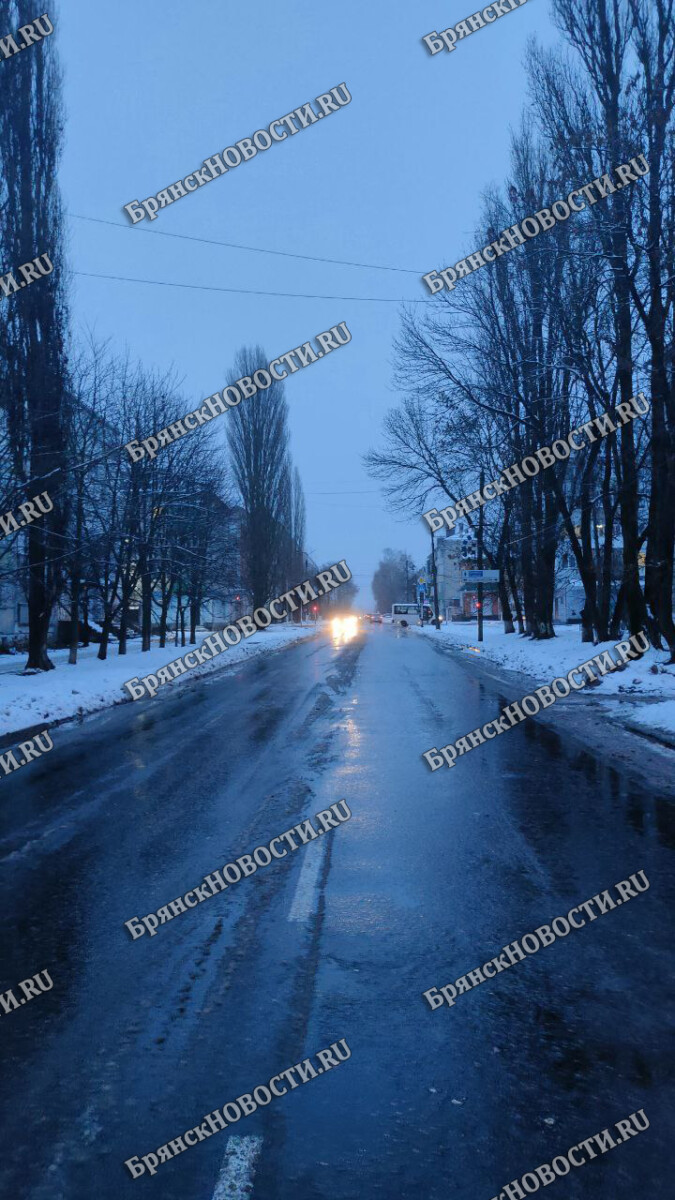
[415,620,675,703]
[0,625,317,738]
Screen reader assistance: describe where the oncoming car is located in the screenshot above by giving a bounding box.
[330,613,359,643]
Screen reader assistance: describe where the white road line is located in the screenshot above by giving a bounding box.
[287,837,328,922]
[211,1134,263,1200]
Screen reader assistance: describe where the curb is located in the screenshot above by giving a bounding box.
[617,719,675,753]
[425,630,675,760]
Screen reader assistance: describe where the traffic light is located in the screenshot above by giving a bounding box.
[312,605,318,612]
[476,600,482,611]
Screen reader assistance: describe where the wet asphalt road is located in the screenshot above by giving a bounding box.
[0,623,673,1199]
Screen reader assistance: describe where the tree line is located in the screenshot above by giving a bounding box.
[367,0,675,658]
[0,1,313,670]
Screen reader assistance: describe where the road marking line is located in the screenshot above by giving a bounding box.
[211,1134,263,1200]
[288,838,327,922]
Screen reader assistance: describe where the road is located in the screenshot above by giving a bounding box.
[0,622,672,1199]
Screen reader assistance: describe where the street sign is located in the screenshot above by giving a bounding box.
[418,576,426,585]
[462,570,500,583]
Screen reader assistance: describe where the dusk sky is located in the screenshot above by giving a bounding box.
[59,0,558,606]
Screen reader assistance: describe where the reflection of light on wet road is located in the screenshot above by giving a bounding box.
[343,715,362,758]
[331,615,358,645]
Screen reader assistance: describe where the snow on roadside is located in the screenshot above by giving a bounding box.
[0,625,317,738]
[414,620,675,700]
[613,699,675,743]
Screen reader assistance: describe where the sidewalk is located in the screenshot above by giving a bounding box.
[0,625,318,742]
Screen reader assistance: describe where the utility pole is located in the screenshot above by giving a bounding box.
[477,467,484,643]
[430,529,440,630]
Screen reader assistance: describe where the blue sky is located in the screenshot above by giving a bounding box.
[59,0,558,606]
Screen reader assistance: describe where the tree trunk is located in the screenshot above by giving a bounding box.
[97,613,112,661]
[118,594,128,655]
[68,567,80,665]
[499,576,516,634]
[26,524,54,670]
[159,598,170,648]
[548,469,602,639]
[596,451,614,642]
[603,45,647,639]
[82,588,90,647]
[68,486,85,665]
[141,565,152,651]
[609,582,626,641]
[519,486,537,635]
[535,491,556,638]
[645,383,675,658]
[638,72,675,658]
[504,556,524,635]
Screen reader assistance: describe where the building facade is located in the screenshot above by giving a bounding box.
[427,522,501,620]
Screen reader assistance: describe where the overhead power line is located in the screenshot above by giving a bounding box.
[70,213,423,276]
[74,270,429,304]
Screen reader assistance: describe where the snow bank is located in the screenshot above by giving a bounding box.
[614,699,675,744]
[415,621,675,700]
[0,626,317,738]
